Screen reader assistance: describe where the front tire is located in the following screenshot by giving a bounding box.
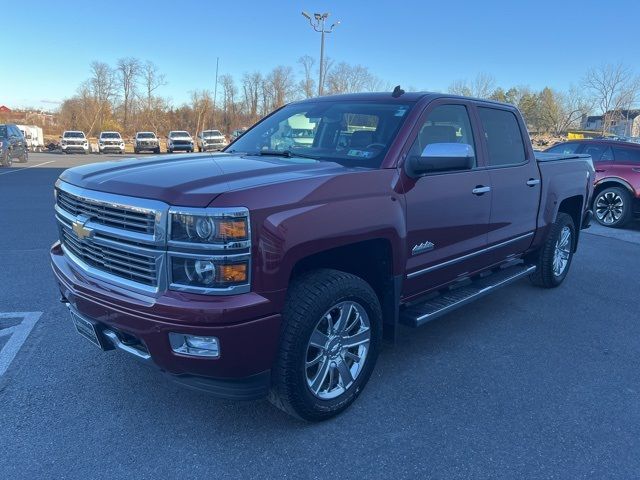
[269,269,382,421]
[593,186,632,228]
[529,212,575,288]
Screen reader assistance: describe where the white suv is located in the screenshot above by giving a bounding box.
[167,131,194,153]
[60,131,89,154]
[98,131,125,154]
[134,132,160,154]
[197,130,227,152]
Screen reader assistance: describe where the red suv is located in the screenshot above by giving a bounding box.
[546,139,640,228]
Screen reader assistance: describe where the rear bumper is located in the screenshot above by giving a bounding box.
[51,241,281,399]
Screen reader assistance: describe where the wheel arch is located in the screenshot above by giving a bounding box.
[557,195,584,252]
[289,238,402,342]
[593,177,636,198]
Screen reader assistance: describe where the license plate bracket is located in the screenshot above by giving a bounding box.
[69,310,105,350]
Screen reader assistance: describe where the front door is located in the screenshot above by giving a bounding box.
[401,102,492,298]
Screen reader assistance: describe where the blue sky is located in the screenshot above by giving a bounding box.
[2,0,639,110]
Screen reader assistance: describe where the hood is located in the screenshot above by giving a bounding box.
[58,153,351,207]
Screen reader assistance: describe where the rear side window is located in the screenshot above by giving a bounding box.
[546,142,580,154]
[478,107,526,166]
[613,146,640,163]
[582,144,613,162]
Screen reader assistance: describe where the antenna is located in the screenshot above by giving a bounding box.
[392,85,405,98]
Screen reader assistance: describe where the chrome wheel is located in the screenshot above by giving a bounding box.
[305,301,371,400]
[553,226,571,277]
[595,191,624,224]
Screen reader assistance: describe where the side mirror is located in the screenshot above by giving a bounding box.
[408,143,474,177]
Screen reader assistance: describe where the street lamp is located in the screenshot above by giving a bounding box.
[301,11,339,96]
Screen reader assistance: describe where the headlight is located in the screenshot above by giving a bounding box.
[169,209,249,245]
[170,255,249,289]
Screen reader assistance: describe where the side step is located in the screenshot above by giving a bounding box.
[400,264,536,328]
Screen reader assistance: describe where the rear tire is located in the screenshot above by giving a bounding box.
[529,212,575,288]
[269,269,382,421]
[593,186,632,228]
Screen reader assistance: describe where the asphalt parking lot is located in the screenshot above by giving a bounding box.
[1,153,640,479]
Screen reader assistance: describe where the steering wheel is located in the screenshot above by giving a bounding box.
[365,143,386,149]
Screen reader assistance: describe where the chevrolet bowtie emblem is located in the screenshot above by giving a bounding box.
[72,219,94,240]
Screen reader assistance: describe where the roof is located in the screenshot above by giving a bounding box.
[292,91,516,109]
[0,105,11,113]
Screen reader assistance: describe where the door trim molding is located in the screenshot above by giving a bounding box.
[406,232,534,279]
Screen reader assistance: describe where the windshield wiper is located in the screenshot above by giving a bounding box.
[249,149,319,160]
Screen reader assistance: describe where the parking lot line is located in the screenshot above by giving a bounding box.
[0,160,56,176]
[0,312,42,377]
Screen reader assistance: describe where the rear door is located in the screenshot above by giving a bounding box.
[401,100,492,297]
[476,106,540,256]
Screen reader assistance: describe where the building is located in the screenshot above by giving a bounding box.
[0,105,12,114]
[582,109,640,137]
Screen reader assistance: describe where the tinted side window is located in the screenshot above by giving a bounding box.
[582,144,613,162]
[409,104,476,167]
[613,146,640,163]
[546,142,580,154]
[478,107,526,166]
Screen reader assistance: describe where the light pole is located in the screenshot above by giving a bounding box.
[302,11,339,96]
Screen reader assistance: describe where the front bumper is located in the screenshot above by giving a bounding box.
[99,145,125,152]
[51,241,281,399]
[61,144,88,152]
[169,142,193,151]
[201,143,226,151]
[135,143,159,151]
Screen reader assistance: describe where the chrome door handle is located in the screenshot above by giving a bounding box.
[472,186,491,195]
[526,179,540,186]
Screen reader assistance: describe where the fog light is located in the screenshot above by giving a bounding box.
[169,333,220,357]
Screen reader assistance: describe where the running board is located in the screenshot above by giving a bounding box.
[400,264,536,328]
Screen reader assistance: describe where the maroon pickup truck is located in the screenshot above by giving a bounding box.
[51,91,594,421]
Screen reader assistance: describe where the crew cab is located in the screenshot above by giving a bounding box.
[51,92,594,421]
[167,131,194,153]
[134,131,161,154]
[546,139,640,227]
[197,130,227,152]
[60,131,88,154]
[98,131,125,154]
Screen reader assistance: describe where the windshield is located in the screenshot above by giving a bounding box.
[226,100,413,168]
[64,132,85,138]
[203,130,222,137]
[137,132,156,139]
[170,131,190,137]
[101,132,120,139]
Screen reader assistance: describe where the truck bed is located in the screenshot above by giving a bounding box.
[535,152,592,163]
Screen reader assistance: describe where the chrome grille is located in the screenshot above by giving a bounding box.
[56,189,156,235]
[61,228,157,286]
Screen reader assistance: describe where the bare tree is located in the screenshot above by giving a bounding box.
[325,63,381,94]
[87,61,117,134]
[190,90,213,136]
[448,73,495,98]
[298,55,316,99]
[268,66,296,108]
[142,61,167,111]
[241,72,262,123]
[116,57,141,134]
[220,74,239,132]
[583,63,640,135]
